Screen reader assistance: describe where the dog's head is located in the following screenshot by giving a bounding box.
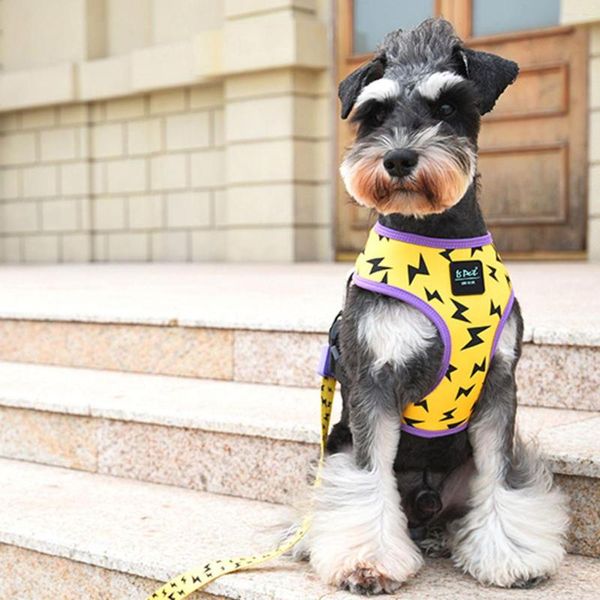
[339,18,518,218]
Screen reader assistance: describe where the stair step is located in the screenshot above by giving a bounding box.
[0,361,598,557]
[1,459,599,600]
[0,264,598,410]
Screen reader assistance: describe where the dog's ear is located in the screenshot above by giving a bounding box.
[338,55,386,119]
[459,48,519,115]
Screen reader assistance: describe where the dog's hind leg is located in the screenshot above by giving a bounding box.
[307,369,423,594]
[450,305,569,588]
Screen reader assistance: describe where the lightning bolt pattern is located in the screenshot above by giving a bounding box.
[354,227,513,434]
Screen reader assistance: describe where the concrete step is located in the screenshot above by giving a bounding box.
[0,361,598,557]
[0,264,598,411]
[1,458,599,600]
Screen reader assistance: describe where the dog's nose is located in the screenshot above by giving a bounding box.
[383,149,419,177]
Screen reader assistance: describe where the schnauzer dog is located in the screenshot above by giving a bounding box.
[296,18,569,595]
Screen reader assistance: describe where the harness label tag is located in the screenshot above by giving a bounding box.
[449,260,485,296]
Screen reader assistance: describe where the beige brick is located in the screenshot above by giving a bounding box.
[93,234,107,260]
[165,112,211,151]
[149,89,186,115]
[0,169,21,199]
[217,184,294,226]
[0,133,36,166]
[191,229,225,261]
[295,183,331,225]
[77,126,90,159]
[107,232,149,261]
[92,123,125,158]
[588,217,600,261]
[0,114,21,133]
[128,194,163,229]
[93,197,126,231]
[21,107,56,129]
[150,154,187,190]
[151,231,189,261]
[80,197,91,231]
[127,119,162,155]
[91,162,106,195]
[297,139,329,181]
[590,164,600,217]
[224,227,293,261]
[61,162,90,196]
[226,70,297,100]
[190,150,224,188]
[225,0,315,18]
[226,140,292,184]
[3,201,39,234]
[41,199,79,232]
[226,96,293,141]
[105,96,146,121]
[40,128,78,162]
[295,226,332,260]
[166,191,211,227]
[591,57,600,110]
[91,103,106,123]
[23,235,59,263]
[59,104,90,126]
[61,233,91,262]
[22,165,58,198]
[0,237,22,262]
[213,109,225,146]
[592,111,600,163]
[106,158,147,193]
[190,84,224,109]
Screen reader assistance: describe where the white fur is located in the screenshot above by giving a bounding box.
[358,301,437,372]
[495,310,518,364]
[355,78,400,110]
[307,413,423,592]
[450,316,569,587]
[417,71,465,101]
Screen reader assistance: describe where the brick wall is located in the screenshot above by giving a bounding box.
[0,0,333,263]
[0,85,227,262]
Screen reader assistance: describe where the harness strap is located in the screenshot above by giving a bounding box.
[146,375,336,600]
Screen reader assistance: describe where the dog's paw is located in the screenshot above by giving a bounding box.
[339,563,404,595]
[510,575,548,589]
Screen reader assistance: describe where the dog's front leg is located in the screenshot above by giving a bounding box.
[309,369,423,594]
[451,304,569,588]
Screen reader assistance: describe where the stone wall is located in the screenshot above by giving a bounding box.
[0,0,333,263]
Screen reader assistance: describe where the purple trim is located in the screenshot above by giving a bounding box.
[374,221,493,249]
[490,290,515,358]
[352,273,451,396]
[401,421,469,438]
[317,344,334,377]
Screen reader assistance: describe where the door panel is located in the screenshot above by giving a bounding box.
[473,26,587,252]
[335,1,588,256]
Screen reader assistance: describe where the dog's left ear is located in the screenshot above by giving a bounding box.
[338,55,386,119]
[458,48,519,115]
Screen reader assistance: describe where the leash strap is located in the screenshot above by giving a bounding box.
[147,374,336,600]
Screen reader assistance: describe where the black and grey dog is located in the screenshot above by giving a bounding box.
[296,19,569,595]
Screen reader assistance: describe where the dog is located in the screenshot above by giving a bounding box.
[294,18,569,595]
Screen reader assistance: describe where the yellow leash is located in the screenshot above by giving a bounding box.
[147,375,336,600]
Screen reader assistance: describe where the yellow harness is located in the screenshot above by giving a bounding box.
[354,222,514,437]
[147,223,513,598]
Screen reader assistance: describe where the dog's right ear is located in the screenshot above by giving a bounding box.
[338,56,386,119]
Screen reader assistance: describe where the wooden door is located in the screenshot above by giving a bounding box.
[335,0,588,258]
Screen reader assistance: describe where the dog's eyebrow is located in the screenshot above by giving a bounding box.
[355,78,400,110]
[417,71,465,101]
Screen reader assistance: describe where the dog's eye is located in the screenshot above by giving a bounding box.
[437,103,455,118]
[371,106,388,125]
